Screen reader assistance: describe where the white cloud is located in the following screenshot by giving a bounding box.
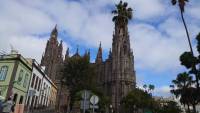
[130,23,186,72]
[130,0,166,20]
[8,36,48,62]
[187,0,200,20]
[0,0,55,35]
[154,86,171,97]
[0,0,69,62]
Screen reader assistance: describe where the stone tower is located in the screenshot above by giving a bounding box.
[41,26,69,113]
[111,5,135,112]
[41,25,63,81]
[95,1,136,112]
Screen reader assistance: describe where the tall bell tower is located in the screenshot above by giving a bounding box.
[111,1,136,112]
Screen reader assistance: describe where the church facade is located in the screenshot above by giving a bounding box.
[40,1,136,113]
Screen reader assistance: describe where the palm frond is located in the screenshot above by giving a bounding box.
[123,2,128,8]
[112,10,118,14]
[172,0,177,5]
[127,8,133,12]
[112,16,117,22]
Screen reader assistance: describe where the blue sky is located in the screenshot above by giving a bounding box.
[0,0,200,97]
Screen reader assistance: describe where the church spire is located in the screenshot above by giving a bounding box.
[65,48,69,58]
[108,48,112,59]
[64,48,69,62]
[95,42,102,63]
[58,40,63,60]
[76,45,79,54]
[72,45,80,57]
[50,25,58,40]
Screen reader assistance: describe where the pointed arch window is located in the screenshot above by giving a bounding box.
[0,66,8,81]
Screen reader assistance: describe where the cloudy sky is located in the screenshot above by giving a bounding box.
[0,0,200,97]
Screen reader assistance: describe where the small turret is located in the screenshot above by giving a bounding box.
[64,48,69,62]
[95,42,103,63]
[75,46,79,55]
[65,48,69,58]
[59,40,63,49]
[108,48,112,59]
[72,46,80,58]
[87,49,90,59]
[58,40,63,58]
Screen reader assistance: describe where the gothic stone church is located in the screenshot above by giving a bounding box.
[40,1,136,112]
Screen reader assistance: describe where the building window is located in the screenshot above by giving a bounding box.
[23,73,29,88]
[31,74,36,88]
[35,96,38,108]
[0,66,8,81]
[13,93,18,103]
[27,96,30,106]
[17,70,24,85]
[19,96,24,104]
[34,76,38,90]
[31,96,35,109]
[37,79,41,91]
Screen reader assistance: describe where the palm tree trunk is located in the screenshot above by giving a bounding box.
[180,9,193,54]
[180,8,200,89]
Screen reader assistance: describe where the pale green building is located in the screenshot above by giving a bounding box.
[0,54,32,104]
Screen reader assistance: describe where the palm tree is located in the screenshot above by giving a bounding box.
[170,72,193,113]
[148,84,155,94]
[171,0,193,54]
[143,84,147,92]
[172,0,200,92]
[112,1,133,24]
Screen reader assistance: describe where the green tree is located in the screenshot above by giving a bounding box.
[121,88,156,113]
[148,84,155,94]
[62,55,110,112]
[178,33,200,113]
[143,84,147,92]
[170,72,193,112]
[157,101,182,113]
[62,55,96,111]
[112,0,133,24]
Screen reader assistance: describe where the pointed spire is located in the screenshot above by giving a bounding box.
[109,48,112,59]
[59,40,63,47]
[84,49,88,55]
[99,41,101,48]
[76,45,79,54]
[51,24,58,40]
[65,48,69,61]
[95,42,103,63]
[65,48,69,57]
[58,40,63,51]
[99,41,102,52]
[58,40,63,60]
[87,49,90,56]
[72,45,80,58]
[83,49,90,60]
